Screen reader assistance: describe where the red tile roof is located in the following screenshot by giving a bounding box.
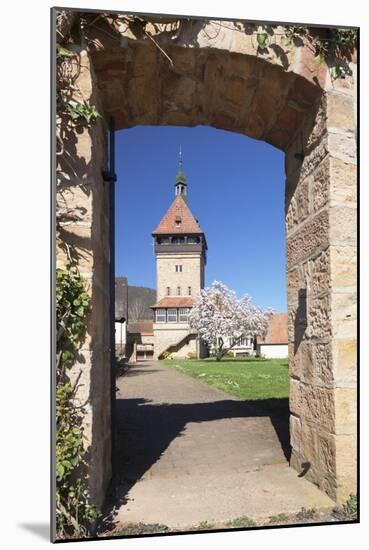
[257,313,288,345]
[152,195,204,235]
[152,297,195,308]
[127,321,154,335]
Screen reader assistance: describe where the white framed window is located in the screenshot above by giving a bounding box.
[179,308,189,322]
[175,264,182,272]
[155,309,166,323]
[167,308,177,323]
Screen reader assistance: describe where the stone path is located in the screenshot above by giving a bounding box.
[106,360,333,530]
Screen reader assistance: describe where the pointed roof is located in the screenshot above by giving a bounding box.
[152,195,204,235]
[176,146,187,184]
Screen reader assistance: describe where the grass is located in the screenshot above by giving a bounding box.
[226,516,256,528]
[268,513,290,524]
[162,356,289,400]
[193,520,216,530]
[112,523,170,536]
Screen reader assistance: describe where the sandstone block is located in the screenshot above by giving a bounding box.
[310,248,330,297]
[290,414,302,454]
[286,210,329,268]
[311,155,330,212]
[333,339,357,386]
[328,131,356,164]
[335,432,357,503]
[296,176,311,222]
[308,294,331,340]
[330,205,356,244]
[327,92,355,131]
[330,157,357,203]
[330,246,357,289]
[313,342,334,387]
[318,432,336,477]
[334,388,357,435]
[331,292,357,340]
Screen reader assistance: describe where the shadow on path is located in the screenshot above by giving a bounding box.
[100,394,290,532]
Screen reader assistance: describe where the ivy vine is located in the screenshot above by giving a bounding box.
[253,23,357,80]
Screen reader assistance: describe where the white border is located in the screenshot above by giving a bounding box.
[1,1,367,548]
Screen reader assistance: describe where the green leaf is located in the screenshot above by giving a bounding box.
[314,53,324,67]
[282,35,292,47]
[257,33,269,49]
[56,43,76,57]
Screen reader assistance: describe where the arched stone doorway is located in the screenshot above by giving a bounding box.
[56,13,357,512]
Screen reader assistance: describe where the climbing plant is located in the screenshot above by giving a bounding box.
[55,253,99,538]
[251,22,357,78]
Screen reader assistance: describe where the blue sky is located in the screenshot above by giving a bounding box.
[115,125,286,311]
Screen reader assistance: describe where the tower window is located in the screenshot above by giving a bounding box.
[175,265,182,272]
[188,286,192,295]
[167,308,177,323]
[166,287,170,296]
[177,286,181,296]
[175,216,182,227]
[179,308,190,322]
[155,309,166,323]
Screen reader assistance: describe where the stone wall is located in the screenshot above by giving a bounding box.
[285,85,357,502]
[56,49,112,509]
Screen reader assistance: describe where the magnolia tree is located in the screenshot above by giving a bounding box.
[189,280,272,361]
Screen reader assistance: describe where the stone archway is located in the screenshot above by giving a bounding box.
[56,14,357,511]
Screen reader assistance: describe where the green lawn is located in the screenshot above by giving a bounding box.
[162,357,289,400]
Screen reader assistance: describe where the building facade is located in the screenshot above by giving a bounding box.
[152,154,208,359]
[256,313,288,358]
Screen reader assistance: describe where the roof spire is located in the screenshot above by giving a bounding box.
[175,146,187,200]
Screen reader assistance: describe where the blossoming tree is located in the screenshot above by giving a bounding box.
[189,280,272,361]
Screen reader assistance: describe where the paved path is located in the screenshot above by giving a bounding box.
[107,360,333,529]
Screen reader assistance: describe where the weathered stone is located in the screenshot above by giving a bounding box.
[312,155,330,212]
[298,340,315,384]
[330,157,357,203]
[335,432,357,503]
[313,343,334,386]
[318,433,336,477]
[333,339,357,386]
[328,130,356,164]
[330,205,356,244]
[288,342,300,379]
[310,248,330,297]
[301,94,327,152]
[286,210,329,268]
[331,292,357,340]
[330,246,357,288]
[290,414,302,454]
[334,388,357,435]
[285,195,298,233]
[299,135,329,181]
[296,176,311,222]
[327,92,355,131]
[286,266,302,306]
[308,294,331,340]
[301,421,320,466]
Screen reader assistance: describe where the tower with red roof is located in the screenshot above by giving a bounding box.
[151,151,208,359]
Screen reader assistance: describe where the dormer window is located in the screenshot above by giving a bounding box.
[175,216,182,227]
